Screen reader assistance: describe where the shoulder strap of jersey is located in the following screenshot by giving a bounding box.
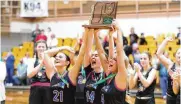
[145,67,153,77]
[170,63,176,71]
[86,71,93,79]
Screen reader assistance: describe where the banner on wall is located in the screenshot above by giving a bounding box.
[20,0,48,17]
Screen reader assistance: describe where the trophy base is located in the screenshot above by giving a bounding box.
[82,24,113,29]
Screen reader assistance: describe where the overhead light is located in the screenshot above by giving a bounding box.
[63,0,69,4]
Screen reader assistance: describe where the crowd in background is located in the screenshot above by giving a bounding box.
[32,24,58,49]
[1,25,181,100]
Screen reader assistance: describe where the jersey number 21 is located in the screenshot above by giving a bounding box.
[53,90,63,102]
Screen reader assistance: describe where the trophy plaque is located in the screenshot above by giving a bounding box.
[83,1,118,29]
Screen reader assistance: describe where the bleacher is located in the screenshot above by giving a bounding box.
[1,38,80,68]
[130,34,179,64]
[1,33,180,69]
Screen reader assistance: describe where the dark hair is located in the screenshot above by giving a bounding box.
[64,53,70,70]
[35,41,48,48]
[75,51,79,56]
[142,51,151,60]
[34,54,39,67]
[142,51,152,66]
[48,27,51,31]
[34,41,47,67]
[53,52,71,70]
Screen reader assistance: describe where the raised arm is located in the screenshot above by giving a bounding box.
[128,63,138,89]
[139,70,156,88]
[69,36,80,66]
[94,30,108,73]
[115,26,127,90]
[43,46,75,79]
[69,28,89,85]
[84,29,94,67]
[156,37,173,69]
[108,30,115,60]
[124,51,129,69]
[129,73,138,89]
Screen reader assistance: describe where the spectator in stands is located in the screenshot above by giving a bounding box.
[45,27,54,46]
[41,29,45,35]
[0,58,6,104]
[124,46,132,57]
[123,35,128,46]
[23,52,30,65]
[47,33,58,49]
[132,43,140,64]
[45,27,53,37]
[176,27,181,45]
[129,27,139,46]
[5,52,15,86]
[139,33,147,45]
[32,24,41,42]
[121,33,130,56]
[23,52,31,85]
[158,51,169,100]
[13,59,27,85]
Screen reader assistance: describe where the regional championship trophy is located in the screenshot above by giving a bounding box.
[83,1,118,29]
